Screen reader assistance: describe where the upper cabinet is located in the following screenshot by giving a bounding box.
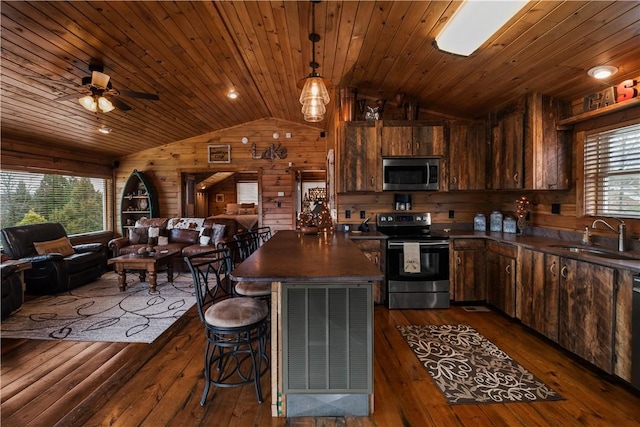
[380,122,445,157]
[448,121,489,191]
[489,93,571,190]
[120,169,159,235]
[337,122,380,193]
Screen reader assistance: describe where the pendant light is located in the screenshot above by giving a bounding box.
[298,0,330,122]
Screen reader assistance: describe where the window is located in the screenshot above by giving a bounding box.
[0,171,108,235]
[584,123,640,219]
[236,181,258,204]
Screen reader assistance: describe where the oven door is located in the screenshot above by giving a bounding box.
[386,239,449,282]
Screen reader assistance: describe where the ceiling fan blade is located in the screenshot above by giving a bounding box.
[109,97,132,111]
[91,71,111,89]
[117,89,160,100]
[54,93,84,102]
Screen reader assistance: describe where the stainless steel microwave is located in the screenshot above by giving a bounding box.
[382,157,440,191]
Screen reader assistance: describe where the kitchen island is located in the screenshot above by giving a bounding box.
[230,230,384,418]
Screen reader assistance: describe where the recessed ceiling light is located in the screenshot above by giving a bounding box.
[587,65,618,79]
[98,126,112,134]
[227,90,239,99]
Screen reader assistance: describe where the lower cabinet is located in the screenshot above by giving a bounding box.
[450,239,486,301]
[558,258,615,374]
[486,241,517,317]
[518,248,560,341]
[352,239,385,304]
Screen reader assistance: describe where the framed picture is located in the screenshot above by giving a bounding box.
[215,193,224,203]
[208,144,231,163]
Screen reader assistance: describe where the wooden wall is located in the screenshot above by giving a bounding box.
[114,118,328,235]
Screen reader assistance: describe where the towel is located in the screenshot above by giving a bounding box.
[403,242,421,273]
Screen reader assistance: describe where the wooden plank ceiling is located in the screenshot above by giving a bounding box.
[1,1,639,161]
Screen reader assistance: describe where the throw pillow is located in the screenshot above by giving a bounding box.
[199,235,211,246]
[128,227,149,245]
[226,203,239,214]
[148,226,160,246]
[211,224,226,245]
[157,236,169,246]
[33,236,75,256]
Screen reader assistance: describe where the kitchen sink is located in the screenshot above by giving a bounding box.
[549,245,639,261]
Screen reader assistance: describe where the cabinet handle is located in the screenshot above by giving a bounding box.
[370,176,374,187]
[513,172,519,183]
[452,176,458,185]
[456,255,461,266]
[374,255,379,266]
[550,261,556,276]
[505,264,511,274]
[407,142,411,151]
[415,143,420,152]
[561,265,568,279]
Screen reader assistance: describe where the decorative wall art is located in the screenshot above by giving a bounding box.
[208,145,231,163]
[215,193,224,203]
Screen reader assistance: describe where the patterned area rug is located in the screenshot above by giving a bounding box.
[1,271,196,343]
[397,324,563,405]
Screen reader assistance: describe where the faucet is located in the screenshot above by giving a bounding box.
[591,218,626,251]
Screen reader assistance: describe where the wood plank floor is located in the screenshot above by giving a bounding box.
[2,304,639,426]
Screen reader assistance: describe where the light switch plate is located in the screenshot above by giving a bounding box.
[278,191,285,197]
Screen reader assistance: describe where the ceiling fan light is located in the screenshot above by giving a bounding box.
[98,96,115,113]
[79,95,97,112]
[587,65,618,79]
[435,0,528,56]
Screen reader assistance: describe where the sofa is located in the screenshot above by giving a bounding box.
[2,263,23,319]
[108,217,245,269]
[0,222,108,295]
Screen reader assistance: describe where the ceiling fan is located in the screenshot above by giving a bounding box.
[53,61,159,112]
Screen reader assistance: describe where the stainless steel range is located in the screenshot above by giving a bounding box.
[377,212,450,309]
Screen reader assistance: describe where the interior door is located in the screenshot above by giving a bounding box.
[182,173,196,217]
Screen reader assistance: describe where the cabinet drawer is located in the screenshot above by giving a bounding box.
[486,240,517,257]
[452,239,485,250]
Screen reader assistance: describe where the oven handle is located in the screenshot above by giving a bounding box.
[388,240,449,248]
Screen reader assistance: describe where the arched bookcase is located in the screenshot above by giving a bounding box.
[120,169,159,235]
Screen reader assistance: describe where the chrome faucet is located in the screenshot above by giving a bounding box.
[591,218,626,252]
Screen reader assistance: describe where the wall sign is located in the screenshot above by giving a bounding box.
[208,145,231,163]
[583,79,638,112]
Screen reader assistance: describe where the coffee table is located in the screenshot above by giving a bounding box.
[108,249,180,292]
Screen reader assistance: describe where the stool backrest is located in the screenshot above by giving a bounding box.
[233,231,258,260]
[184,248,233,323]
[253,226,272,247]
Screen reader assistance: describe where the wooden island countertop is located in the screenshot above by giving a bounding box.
[229,230,383,418]
[229,230,384,283]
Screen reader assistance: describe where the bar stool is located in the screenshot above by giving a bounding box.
[184,248,269,405]
[219,239,271,302]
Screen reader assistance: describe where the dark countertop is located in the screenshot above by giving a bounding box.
[230,230,385,282]
[345,231,388,240]
[446,230,640,272]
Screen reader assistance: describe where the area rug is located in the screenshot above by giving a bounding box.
[397,324,563,405]
[1,271,196,343]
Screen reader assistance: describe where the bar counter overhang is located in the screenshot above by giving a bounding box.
[230,231,384,417]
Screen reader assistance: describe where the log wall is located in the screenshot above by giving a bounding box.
[114,118,328,235]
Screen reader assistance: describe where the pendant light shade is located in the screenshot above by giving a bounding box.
[299,1,330,122]
[78,94,115,113]
[299,75,330,122]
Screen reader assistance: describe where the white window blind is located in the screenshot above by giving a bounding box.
[236,182,258,204]
[584,123,640,219]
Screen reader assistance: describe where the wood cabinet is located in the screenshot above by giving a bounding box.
[380,122,444,157]
[120,169,159,235]
[558,258,615,373]
[450,239,486,302]
[486,241,517,317]
[518,248,560,341]
[448,121,489,190]
[489,93,571,190]
[337,122,380,193]
[614,269,634,382]
[352,239,385,304]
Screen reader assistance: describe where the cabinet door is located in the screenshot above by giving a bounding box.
[381,124,413,157]
[486,251,516,317]
[449,122,488,190]
[518,249,559,341]
[338,123,379,192]
[558,258,615,373]
[450,239,486,302]
[490,100,524,190]
[353,239,384,304]
[413,125,444,156]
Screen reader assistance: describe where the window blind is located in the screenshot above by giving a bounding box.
[236,181,258,204]
[584,123,640,219]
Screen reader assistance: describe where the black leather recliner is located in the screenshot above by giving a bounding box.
[0,222,107,295]
[1,264,23,319]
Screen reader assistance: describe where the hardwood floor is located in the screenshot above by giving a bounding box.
[2,304,639,426]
